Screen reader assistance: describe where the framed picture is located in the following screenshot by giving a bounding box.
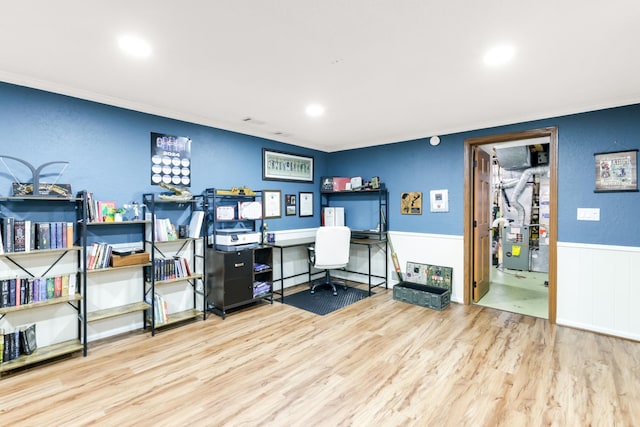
[263,148,314,182]
[285,194,297,216]
[263,190,282,218]
[400,191,422,214]
[594,149,638,192]
[299,192,314,217]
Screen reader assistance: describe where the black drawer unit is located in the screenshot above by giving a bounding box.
[206,247,272,319]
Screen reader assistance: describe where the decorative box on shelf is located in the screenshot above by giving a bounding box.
[393,261,453,311]
[110,252,150,268]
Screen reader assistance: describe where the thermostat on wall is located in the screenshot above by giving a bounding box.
[430,189,449,212]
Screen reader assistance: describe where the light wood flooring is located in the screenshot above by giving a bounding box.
[1,285,639,426]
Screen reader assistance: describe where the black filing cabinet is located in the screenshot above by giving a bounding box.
[206,247,272,319]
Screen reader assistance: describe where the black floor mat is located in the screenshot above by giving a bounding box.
[284,285,371,315]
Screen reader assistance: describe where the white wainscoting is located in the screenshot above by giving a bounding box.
[557,242,640,341]
[387,231,464,303]
[272,229,465,302]
[273,231,640,341]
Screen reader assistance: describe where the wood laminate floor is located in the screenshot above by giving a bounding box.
[1,285,639,426]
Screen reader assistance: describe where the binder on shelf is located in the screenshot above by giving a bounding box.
[322,207,345,226]
[188,211,205,238]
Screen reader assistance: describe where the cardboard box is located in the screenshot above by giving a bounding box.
[110,252,150,267]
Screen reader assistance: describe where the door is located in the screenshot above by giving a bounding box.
[473,147,491,302]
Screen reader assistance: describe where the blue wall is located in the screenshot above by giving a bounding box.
[0,82,324,232]
[2,82,639,247]
[330,105,640,247]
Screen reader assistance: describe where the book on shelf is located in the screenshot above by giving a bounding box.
[19,323,37,355]
[13,219,26,252]
[1,216,14,253]
[188,211,205,238]
[68,274,77,296]
[37,222,50,249]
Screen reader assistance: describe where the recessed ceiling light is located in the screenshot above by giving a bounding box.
[305,104,325,117]
[483,44,515,66]
[118,35,152,58]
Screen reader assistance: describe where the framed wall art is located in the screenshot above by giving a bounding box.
[263,148,314,182]
[594,149,638,192]
[299,192,313,217]
[400,191,422,214]
[263,189,282,218]
[285,194,297,216]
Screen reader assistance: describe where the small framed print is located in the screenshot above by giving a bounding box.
[594,149,638,192]
[285,194,297,216]
[299,192,313,217]
[263,190,282,218]
[400,191,422,214]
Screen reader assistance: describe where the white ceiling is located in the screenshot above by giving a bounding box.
[2,1,640,152]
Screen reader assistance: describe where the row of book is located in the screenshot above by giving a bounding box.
[1,323,37,363]
[0,275,77,308]
[0,217,75,254]
[146,293,169,325]
[145,257,193,282]
[147,211,204,242]
[85,192,121,223]
[87,242,113,270]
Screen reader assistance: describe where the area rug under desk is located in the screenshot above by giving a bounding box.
[283,285,372,315]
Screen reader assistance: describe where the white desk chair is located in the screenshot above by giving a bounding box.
[308,226,351,296]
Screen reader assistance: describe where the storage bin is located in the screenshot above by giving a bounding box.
[393,261,453,311]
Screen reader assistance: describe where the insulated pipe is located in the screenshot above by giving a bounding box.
[492,217,508,229]
[511,165,549,225]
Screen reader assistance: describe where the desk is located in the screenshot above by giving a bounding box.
[268,237,314,303]
[268,236,388,302]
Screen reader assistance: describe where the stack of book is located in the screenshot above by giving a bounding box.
[0,217,74,253]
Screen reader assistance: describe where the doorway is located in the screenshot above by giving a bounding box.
[463,128,558,323]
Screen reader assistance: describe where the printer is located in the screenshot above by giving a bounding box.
[213,228,261,251]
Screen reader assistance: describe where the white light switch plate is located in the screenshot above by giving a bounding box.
[577,208,600,221]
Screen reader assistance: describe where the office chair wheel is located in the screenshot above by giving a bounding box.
[333,290,338,296]
[310,289,315,294]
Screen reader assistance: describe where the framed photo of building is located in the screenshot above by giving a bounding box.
[594,149,638,192]
[263,149,314,182]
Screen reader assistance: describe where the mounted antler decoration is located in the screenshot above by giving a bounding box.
[0,155,71,197]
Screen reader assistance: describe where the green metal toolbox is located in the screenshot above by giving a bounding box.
[393,261,453,310]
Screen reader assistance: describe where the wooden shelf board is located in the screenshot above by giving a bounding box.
[153,274,203,286]
[86,220,150,226]
[0,340,83,372]
[0,247,81,258]
[0,293,82,314]
[86,263,151,274]
[87,301,151,322]
[0,195,81,202]
[155,309,202,327]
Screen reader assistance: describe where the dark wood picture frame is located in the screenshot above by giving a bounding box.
[285,194,297,216]
[299,192,313,217]
[263,148,314,182]
[594,149,638,192]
